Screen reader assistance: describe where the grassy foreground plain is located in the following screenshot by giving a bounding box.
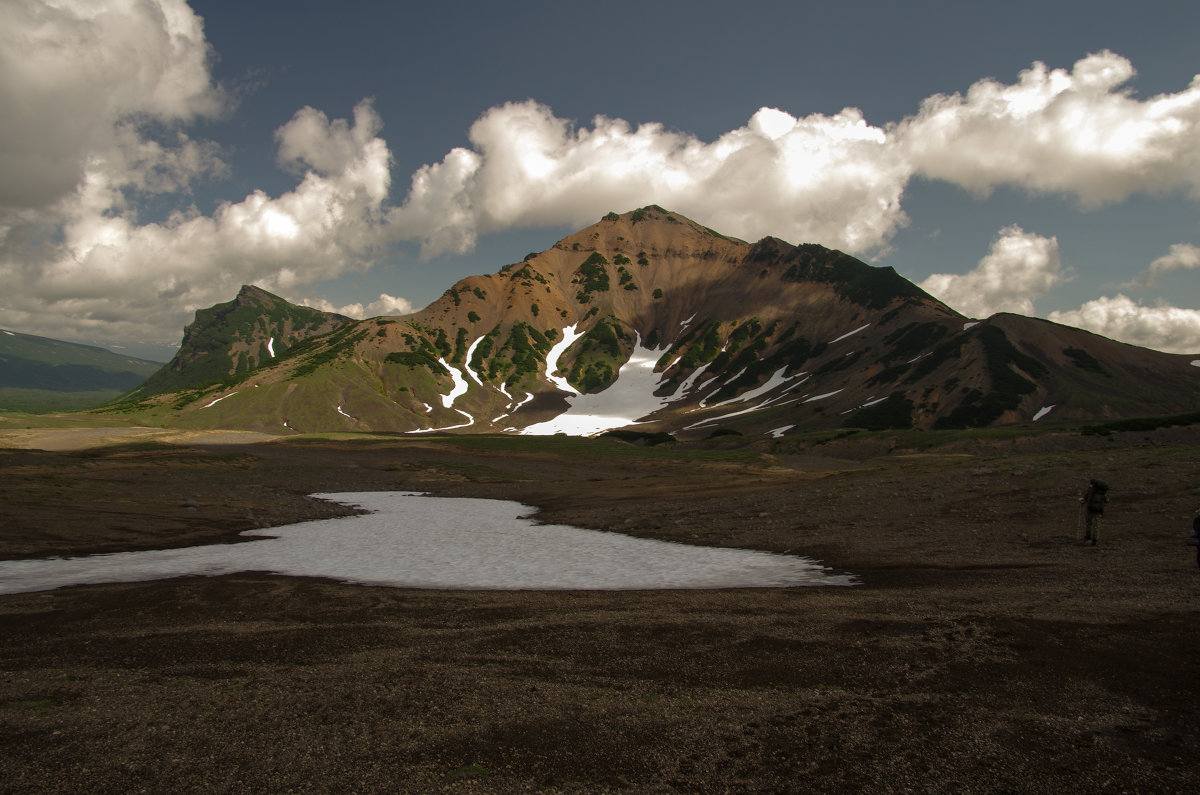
[2,415,1199,792]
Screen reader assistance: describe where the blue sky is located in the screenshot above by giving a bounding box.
[2,0,1199,360]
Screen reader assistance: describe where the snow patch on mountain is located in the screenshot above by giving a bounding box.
[464,337,485,385]
[522,336,667,436]
[411,409,475,433]
[830,324,870,344]
[438,358,469,407]
[544,324,584,395]
[201,392,238,408]
[803,389,843,403]
[707,367,796,408]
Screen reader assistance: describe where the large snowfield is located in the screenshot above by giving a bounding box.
[0,492,855,594]
[521,335,670,436]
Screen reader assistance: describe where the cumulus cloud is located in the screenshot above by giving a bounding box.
[0,98,393,342]
[919,226,1064,318]
[299,292,413,319]
[1131,243,1200,287]
[1048,296,1200,354]
[387,51,1200,260]
[0,0,227,210]
[901,51,1200,205]
[0,2,396,344]
[388,101,913,258]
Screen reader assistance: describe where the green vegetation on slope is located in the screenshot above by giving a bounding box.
[567,316,631,393]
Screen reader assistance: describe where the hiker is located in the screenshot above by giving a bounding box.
[1189,509,1200,568]
[1080,479,1109,545]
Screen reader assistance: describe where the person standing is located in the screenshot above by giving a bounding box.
[1081,479,1109,545]
[1189,508,1200,568]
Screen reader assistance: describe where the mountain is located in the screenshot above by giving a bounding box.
[0,329,163,412]
[134,284,352,397]
[115,207,1200,437]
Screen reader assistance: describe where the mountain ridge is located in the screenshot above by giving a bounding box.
[0,329,163,412]
[111,207,1200,437]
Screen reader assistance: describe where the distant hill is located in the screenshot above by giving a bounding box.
[111,207,1200,437]
[135,284,352,397]
[0,330,163,413]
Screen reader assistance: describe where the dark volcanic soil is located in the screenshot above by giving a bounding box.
[1,427,1199,793]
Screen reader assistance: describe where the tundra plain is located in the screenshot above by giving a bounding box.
[2,424,1199,792]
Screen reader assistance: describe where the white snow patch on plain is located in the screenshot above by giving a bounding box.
[267,337,275,358]
[1033,405,1055,421]
[0,492,856,594]
[543,324,584,395]
[201,392,238,409]
[829,324,870,344]
[522,336,667,436]
[438,358,469,408]
[1191,360,1200,367]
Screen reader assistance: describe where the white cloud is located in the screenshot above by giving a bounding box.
[388,101,913,258]
[919,226,1063,318]
[901,51,1200,205]
[0,3,395,345]
[387,51,1200,261]
[301,292,413,319]
[0,98,394,344]
[1048,295,1200,354]
[0,0,227,210]
[1132,243,1200,287]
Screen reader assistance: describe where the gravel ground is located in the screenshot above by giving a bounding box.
[1,427,1199,793]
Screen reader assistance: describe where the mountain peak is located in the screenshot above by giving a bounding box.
[234,284,286,305]
[130,286,352,398]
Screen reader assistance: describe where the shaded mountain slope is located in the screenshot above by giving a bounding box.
[132,285,352,398]
[111,207,1200,437]
[0,329,162,412]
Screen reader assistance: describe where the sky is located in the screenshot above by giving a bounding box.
[1,0,1199,361]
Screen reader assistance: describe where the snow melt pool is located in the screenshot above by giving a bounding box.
[0,492,856,594]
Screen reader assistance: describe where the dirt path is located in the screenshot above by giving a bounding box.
[2,429,1198,792]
